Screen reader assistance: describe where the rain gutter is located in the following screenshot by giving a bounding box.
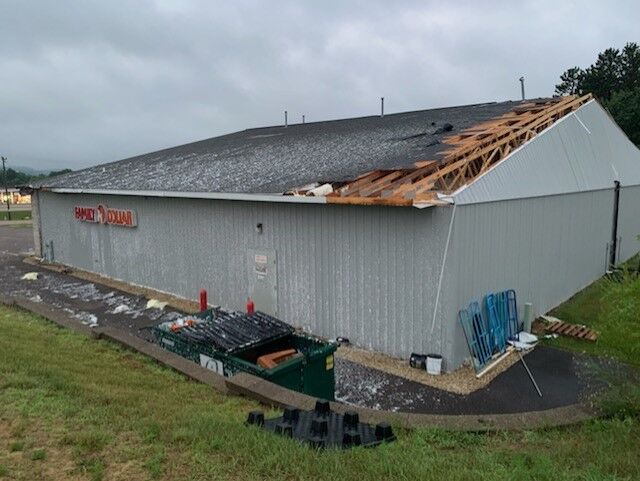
[38,187,328,204]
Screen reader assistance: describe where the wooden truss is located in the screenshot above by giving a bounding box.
[295,94,592,207]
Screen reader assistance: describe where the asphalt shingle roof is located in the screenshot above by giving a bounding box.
[38,100,527,194]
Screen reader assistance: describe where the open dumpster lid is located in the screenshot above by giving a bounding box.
[174,311,295,353]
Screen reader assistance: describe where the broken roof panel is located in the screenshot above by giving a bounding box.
[318,95,593,206]
[36,95,594,207]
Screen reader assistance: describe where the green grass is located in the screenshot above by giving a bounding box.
[29,449,46,461]
[0,210,31,221]
[549,264,640,366]
[1,306,639,480]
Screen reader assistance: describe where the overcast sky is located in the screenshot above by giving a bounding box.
[1,0,638,171]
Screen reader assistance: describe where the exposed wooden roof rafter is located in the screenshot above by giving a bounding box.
[291,94,593,207]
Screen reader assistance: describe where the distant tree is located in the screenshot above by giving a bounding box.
[1,167,72,187]
[555,66,584,96]
[555,42,640,146]
[47,169,72,178]
[3,168,31,185]
[580,48,623,101]
[620,42,640,90]
[607,88,640,146]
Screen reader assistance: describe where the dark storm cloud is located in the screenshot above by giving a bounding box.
[1,0,638,170]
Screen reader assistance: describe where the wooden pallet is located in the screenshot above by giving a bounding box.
[542,316,598,341]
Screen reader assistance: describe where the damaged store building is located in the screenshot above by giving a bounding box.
[27,94,640,371]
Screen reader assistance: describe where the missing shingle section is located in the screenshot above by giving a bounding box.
[397,122,454,142]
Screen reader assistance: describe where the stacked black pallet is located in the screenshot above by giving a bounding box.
[247,400,396,449]
[179,311,294,353]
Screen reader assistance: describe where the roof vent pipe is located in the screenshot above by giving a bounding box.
[519,76,525,101]
[302,114,305,124]
[284,110,288,128]
[380,97,384,117]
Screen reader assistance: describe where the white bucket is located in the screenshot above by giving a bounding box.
[426,354,442,375]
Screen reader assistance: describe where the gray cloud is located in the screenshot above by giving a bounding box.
[1,0,638,170]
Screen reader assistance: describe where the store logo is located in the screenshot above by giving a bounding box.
[74,204,137,227]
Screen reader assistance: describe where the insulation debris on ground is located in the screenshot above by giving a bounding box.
[111,304,132,314]
[145,299,168,310]
[21,272,39,281]
[26,257,200,313]
[336,345,521,395]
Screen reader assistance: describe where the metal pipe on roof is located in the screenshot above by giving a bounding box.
[381,97,384,117]
[284,110,288,128]
[519,77,525,100]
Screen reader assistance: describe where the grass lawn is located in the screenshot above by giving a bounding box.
[0,306,639,480]
[549,263,640,367]
[0,210,31,221]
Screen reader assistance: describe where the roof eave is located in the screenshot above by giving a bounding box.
[38,187,328,204]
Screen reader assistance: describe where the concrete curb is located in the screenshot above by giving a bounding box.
[0,295,597,431]
[0,220,32,226]
[97,326,228,392]
[225,372,595,432]
[0,294,227,393]
[0,294,98,338]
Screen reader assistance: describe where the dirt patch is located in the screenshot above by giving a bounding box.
[336,344,521,395]
[0,419,82,481]
[24,256,199,313]
[0,419,148,481]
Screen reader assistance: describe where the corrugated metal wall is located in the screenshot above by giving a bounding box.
[38,192,454,359]
[444,100,640,367]
[618,185,640,262]
[442,187,639,367]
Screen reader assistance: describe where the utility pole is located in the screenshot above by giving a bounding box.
[1,156,10,221]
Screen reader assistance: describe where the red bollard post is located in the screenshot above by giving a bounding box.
[199,289,207,312]
[246,297,255,315]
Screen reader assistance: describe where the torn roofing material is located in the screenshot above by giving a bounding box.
[304,95,594,206]
[34,100,527,194]
[35,95,593,207]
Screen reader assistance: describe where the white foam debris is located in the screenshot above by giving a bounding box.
[111,304,131,314]
[21,272,39,281]
[508,331,539,351]
[74,312,99,328]
[29,294,42,303]
[308,183,333,196]
[146,299,168,310]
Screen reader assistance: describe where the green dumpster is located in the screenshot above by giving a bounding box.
[153,310,337,400]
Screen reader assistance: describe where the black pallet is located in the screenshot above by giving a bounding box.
[246,400,396,449]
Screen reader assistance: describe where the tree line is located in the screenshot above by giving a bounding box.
[555,42,640,146]
[2,168,72,187]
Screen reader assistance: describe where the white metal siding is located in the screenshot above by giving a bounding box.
[38,192,453,360]
[444,189,616,367]
[618,185,640,262]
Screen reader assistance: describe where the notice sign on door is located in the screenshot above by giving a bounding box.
[254,254,268,277]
